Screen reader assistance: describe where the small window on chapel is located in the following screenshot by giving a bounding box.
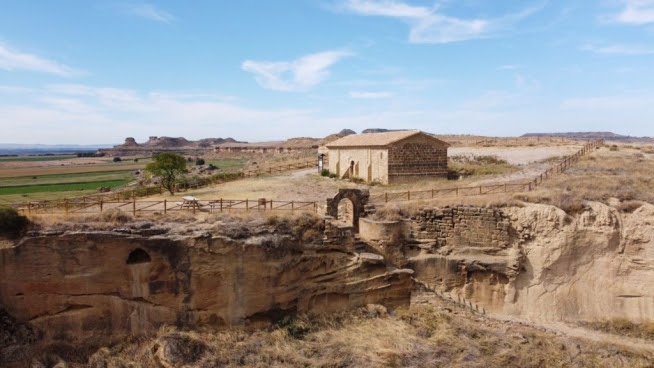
[380,152,383,158]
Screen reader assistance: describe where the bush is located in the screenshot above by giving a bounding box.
[320,169,330,177]
[133,158,139,163]
[195,158,205,166]
[0,207,29,239]
[113,157,122,162]
[610,145,619,151]
[329,173,337,179]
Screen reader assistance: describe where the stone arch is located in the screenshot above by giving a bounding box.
[126,248,151,265]
[337,198,355,226]
[326,189,370,232]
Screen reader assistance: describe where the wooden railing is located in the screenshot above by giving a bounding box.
[242,158,327,177]
[369,140,604,204]
[12,197,319,216]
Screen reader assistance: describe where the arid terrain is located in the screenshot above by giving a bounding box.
[2,135,654,367]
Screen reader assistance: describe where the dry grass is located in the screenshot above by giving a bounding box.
[513,145,654,213]
[79,304,652,368]
[581,319,654,341]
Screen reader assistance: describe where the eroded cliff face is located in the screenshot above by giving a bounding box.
[402,202,654,324]
[0,225,412,349]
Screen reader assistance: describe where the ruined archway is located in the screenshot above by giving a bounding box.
[326,189,370,232]
[337,198,354,226]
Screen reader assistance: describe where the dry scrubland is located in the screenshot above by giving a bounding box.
[51,303,652,367]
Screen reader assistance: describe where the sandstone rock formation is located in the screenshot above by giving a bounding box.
[383,202,654,324]
[0,220,413,350]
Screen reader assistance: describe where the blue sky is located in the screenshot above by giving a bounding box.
[1,0,654,144]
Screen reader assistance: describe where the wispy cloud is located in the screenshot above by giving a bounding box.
[349,91,394,98]
[123,3,175,23]
[614,0,654,25]
[498,64,523,70]
[242,50,352,91]
[342,0,546,44]
[0,43,82,77]
[582,43,654,55]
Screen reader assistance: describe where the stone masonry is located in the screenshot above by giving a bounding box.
[388,143,448,180]
[410,206,511,248]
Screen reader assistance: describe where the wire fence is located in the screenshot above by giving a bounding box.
[369,139,604,204]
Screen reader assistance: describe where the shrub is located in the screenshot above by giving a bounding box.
[195,158,205,166]
[610,145,619,151]
[133,158,139,163]
[113,157,122,162]
[320,169,330,177]
[0,207,29,239]
[329,173,337,179]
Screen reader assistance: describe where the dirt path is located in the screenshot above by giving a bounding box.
[413,290,654,357]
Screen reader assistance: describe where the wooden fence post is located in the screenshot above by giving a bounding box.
[164,199,167,215]
[385,192,388,203]
[408,191,411,200]
[291,201,294,212]
[100,200,103,212]
[133,197,136,216]
[65,200,69,215]
[246,199,249,211]
[479,186,482,194]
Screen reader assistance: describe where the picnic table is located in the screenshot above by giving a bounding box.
[180,196,202,209]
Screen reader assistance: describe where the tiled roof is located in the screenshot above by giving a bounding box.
[326,130,449,148]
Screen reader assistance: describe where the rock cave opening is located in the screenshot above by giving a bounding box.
[126,248,151,265]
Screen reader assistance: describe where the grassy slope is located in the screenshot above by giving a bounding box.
[83,304,652,368]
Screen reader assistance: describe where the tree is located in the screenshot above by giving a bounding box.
[195,158,205,165]
[145,152,187,194]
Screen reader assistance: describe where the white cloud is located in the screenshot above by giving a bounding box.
[343,0,430,18]
[349,91,394,98]
[342,0,546,44]
[0,84,314,143]
[498,64,522,70]
[582,43,654,55]
[0,43,82,76]
[124,3,175,23]
[242,50,351,91]
[615,0,654,25]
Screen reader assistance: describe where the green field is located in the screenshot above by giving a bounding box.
[0,170,134,187]
[0,179,131,196]
[205,158,247,171]
[0,155,77,162]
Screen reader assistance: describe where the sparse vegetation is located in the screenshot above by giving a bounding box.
[320,168,330,177]
[112,157,122,162]
[0,207,29,239]
[448,154,516,178]
[582,318,654,341]
[81,304,653,367]
[195,158,205,166]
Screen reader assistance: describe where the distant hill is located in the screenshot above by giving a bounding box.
[521,132,654,142]
[361,128,411,134]
[0,143,113,155]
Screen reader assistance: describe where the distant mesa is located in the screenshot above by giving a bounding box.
[338,129,356,136]
[521,132,653,142]
[361,128,410,134]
